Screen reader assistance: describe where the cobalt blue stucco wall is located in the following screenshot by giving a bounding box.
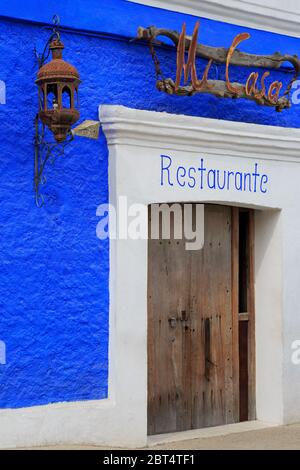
[0,0,300,408]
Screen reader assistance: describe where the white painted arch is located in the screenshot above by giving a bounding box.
[1,106,300,448]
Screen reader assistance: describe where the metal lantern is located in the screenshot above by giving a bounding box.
[36,38,80,142]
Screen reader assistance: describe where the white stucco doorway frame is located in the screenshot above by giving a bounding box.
[100,105,300,447]
[2,105,300,450]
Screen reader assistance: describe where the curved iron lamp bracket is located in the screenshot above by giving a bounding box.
[34,116,73,207]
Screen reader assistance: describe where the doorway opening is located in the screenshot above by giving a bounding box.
[147,204,255,435]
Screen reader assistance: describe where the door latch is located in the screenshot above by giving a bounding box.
[168,317,177,328]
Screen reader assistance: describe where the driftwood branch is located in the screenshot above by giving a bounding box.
[156,78,291,110]
[137,26,300,73]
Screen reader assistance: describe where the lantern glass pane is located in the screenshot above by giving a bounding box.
[47,84,58,109]
[62,86,72,109]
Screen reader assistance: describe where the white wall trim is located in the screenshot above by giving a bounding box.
[101,105,300,162]
[128,0,300,38]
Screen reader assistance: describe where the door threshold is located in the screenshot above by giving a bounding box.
[147,421,279,447]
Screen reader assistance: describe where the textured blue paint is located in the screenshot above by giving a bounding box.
[0,1,300,408]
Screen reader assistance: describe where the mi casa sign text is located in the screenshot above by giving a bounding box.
[174,22,283,107]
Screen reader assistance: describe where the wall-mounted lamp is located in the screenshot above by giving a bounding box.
[34,16,81,207]
[36,37,80,143]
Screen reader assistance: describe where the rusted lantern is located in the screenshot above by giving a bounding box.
[36,38,80,142]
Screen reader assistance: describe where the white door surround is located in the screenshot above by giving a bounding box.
[1,106,300,448]
[101,106,300,446]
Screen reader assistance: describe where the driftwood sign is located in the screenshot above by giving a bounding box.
[137,22,300,111]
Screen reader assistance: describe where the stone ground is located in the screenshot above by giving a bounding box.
[19,423,300,450]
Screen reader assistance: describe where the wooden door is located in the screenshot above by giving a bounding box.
[147,204,254,435]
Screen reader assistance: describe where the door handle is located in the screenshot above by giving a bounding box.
[168,316,177,328]
[180,310,189,322]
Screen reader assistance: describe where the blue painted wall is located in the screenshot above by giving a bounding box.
[0,0,299,408]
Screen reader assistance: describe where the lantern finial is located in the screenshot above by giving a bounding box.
[50,39,64,60]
